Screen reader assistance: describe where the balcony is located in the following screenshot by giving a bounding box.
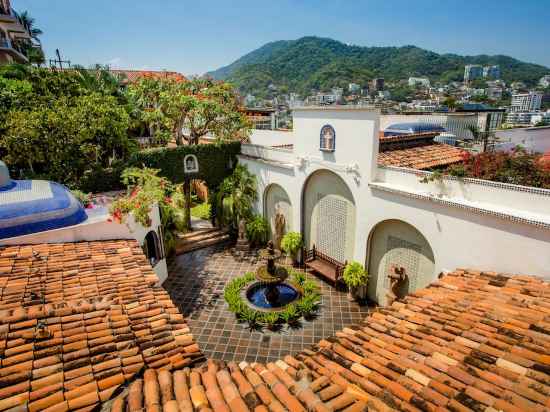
[0,6,18,23]
[0,36,29,63]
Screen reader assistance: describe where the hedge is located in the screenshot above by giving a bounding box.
[128,141,241,189]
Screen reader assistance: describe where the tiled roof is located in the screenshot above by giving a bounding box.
[0,240,202,412]
[378,144,467,170]
[109,69,186,83]
[108,269,550,411]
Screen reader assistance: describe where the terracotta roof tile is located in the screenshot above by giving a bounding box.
[105,269,550,412]
[0,240,203,411]
[378,143,467,170]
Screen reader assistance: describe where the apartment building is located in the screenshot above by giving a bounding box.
[511,91,543,112]
[0,0,38,64]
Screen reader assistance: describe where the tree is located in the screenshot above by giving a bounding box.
[127,76,251,146]
[17,11,43,43]
[1,93,132,185]
[442,96,457,110]
[216,165,257,230]
[73,65,126,99]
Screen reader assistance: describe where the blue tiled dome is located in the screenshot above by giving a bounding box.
[0,163,87,239]
[384,122,446,136]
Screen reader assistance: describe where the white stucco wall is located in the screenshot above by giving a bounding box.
[238,108,550,289]
[494,126,550,154]
[249,129,295,146]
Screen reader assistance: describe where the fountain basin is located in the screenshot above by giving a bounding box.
[243,282,301,312]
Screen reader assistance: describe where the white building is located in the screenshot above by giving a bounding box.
[505,111,548,126]
[511,92,543,112]
[408,77,430,87]
[239,108,550,306]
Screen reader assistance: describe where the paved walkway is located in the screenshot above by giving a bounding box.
[163,243,372,364]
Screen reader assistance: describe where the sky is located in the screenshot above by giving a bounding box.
[15,0,550,76]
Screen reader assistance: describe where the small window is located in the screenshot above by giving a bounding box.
[320,125,336,152]
[143,230,162,267]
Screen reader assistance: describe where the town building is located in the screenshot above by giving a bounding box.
[483,65,500,79]
[371,77,384,91]
[511,91,543,112]
[487,86,503,100]
[0,0,40,64]
[243,107,278,130]
[380,107,505,141]
[348,82,360,93]
[463,64,483,82]
[408,77,430,87]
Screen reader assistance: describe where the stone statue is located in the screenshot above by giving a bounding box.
[274,207,286,250]
[235,218,250,252]
[386,265,407,306]
[238,218,247,240]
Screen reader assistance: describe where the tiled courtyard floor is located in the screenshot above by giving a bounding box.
[163,242,372,364]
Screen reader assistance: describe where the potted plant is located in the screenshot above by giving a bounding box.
[246,215,269,247]
[342,261,368,301]
[281,232,303,266]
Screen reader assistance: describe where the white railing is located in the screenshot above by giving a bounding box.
[376,165,550,220]
[240,143,296,165]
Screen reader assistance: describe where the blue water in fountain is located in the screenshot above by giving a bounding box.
[246,283,300,309]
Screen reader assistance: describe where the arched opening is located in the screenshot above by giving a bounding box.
[263,183,292,249]
[366,219,435,305]
[143,230,162,267]
[302,169,356,263]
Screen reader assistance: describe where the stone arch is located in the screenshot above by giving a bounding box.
[302,169,356,263]
[263,183,292,249]
[366,219,435,305]
[143,230,162,267]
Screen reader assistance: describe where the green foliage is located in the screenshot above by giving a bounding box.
[129,142,240,188]
[0,66,135,191]
[110,167,186,256]
[191,202,211,220]
[216,164,258,229]
[246,215,269,246]
[281,232,303,258]
[127,76,251,145]
[1,93,132,187]
[224,269,320,328]
[209,36,549,95]
[343,261,368,289]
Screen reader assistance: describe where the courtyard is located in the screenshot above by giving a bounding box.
[163,242,372,364]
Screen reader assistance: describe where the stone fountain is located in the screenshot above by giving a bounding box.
[244,241,301,311]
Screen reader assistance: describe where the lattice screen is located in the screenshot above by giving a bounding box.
[383,236,422,291]
[315,195,348,262]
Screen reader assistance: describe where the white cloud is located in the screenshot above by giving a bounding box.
[106,57,123,68]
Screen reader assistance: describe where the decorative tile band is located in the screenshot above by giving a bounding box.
[369,182,550,231]
[378,165,550,197]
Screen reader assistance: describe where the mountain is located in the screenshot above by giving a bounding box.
[207,36,550,97]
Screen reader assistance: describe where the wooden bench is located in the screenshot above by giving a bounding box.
[303,245,346,285]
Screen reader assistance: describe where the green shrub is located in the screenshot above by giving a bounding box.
[224,270,320,328]
[281,232,303,258]
[343,261,368,289]
[191,202,211,220]
[246,215,269,246]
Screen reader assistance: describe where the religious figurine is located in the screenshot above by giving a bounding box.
[386,265,407,306]
[235,218,250,252]
[274,207,286,250]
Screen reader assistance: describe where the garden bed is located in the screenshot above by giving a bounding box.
[224,270,321,329]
